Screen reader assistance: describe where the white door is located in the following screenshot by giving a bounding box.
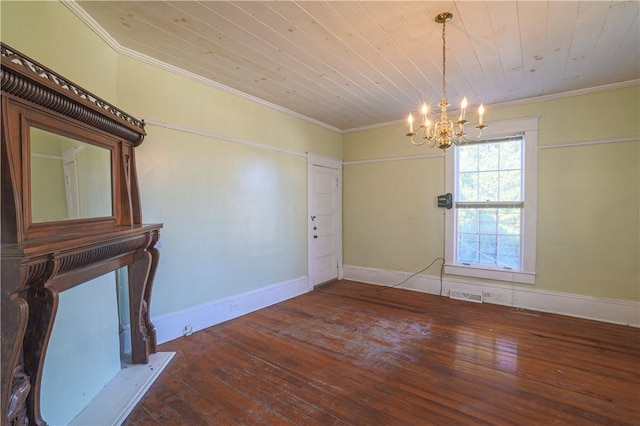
[308,154,342,287]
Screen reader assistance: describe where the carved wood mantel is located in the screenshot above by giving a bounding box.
[1,43,162,425]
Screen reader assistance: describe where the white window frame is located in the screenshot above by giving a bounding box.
[444,117,538,284]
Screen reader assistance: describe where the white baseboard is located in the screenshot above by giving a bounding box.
[343,265,640,327]
[69,352,175,426]
[121,275,310,353]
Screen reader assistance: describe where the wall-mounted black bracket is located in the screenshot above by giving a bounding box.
[437,193,453,209]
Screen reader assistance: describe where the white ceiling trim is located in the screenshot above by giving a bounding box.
[346,79,640,134]
[63,0,121,52]
[62,0,343,134]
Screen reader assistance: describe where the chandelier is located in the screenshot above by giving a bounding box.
[406,12,486,150]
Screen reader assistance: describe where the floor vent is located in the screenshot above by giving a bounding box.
[449,289,483,303]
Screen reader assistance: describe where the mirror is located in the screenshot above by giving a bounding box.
[30,127,113,223]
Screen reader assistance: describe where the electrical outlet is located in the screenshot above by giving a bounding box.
[230,303,240,311]
[183,324,193,336]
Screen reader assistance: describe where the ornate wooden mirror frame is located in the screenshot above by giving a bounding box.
[1,43,162,426]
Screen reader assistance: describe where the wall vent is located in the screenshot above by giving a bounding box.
[449,289,483,303]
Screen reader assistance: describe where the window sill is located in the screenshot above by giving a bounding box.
[444,264,536,285]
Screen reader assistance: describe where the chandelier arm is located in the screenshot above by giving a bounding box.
[457,126,487,143]
[408,134,427,146]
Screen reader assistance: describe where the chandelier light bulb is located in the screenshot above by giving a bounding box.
[459,97,468,122]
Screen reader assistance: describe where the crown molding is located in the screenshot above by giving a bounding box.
[61,1,343,135]
[62,0,121,52]
[492,79,640,110]
[345,79,640,134]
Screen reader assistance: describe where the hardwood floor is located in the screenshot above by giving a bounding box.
[125,280,640,425]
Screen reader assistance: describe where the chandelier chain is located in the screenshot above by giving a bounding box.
[441,18,447,103]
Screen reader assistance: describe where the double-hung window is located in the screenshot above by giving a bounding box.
[445,117,538,284]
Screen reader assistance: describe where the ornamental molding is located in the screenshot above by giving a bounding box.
[0,43,146,145]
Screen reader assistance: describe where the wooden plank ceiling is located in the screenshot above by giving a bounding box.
[75,1,640,131]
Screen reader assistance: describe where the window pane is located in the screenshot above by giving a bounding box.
[499,140,522,170]
[458,145,478,172]
[498,235,521,269]
[458,233,478,263]
[458,209,478,233]
[478,171,499,201]
[478,143,500,171]
[479,209,497,233]
[498,208,521,235]
[458,172,478,201]
[499,170,522,201]
[478,234,497,265]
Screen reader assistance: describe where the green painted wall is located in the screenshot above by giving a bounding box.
[344,86,640,301]
[115,53,342,315]
[0,2,117,101]
[343,158,445,273]
[134,126,309,314]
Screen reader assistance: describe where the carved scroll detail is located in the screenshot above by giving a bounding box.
[6,364,29,426]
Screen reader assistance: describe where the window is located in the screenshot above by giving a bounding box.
[445,117,538,284]
[457,136,523,269]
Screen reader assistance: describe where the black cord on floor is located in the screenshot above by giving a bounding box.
[377,257,446,295]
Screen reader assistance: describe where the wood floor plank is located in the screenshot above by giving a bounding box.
[124,280,640,425]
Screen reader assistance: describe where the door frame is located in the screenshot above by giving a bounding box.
[61,146,81,219]
[307,153,343,287]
